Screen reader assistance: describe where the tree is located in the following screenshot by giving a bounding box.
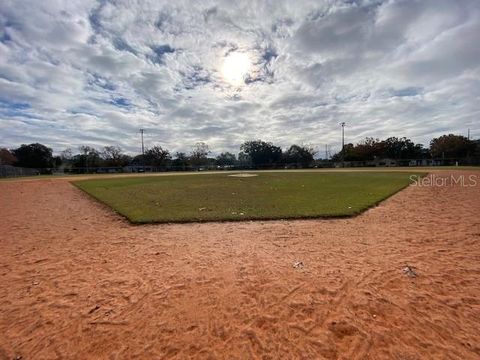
[379,137,424,159]
[332,137,427,162]
[240,140,282,167]
[131,154,145,166]
[102,146,129,167]
[237,151,251,167]
[13,143,53,168]
[0,148,17,165]
[172,152,189,170]
[411,143,429,159]
[430,134,476,158]
[354,138,384,161]
[216,152,237,167]
[53,156,63,168]
[190,142,210,166]
[284,144,315,167]
[144,146,171,168]
[57,148,73,170]
[342,143,360,161]
[474,140,480,160]
[60,148,73,162]
[77,146,101,170]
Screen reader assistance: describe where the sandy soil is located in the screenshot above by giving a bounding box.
[0,171,479,359]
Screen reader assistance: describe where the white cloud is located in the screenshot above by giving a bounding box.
[0,0,478,156]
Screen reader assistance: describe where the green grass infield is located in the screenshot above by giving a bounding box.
[74,171,423,223]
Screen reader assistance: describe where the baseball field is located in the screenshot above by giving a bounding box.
[1,169,479,359]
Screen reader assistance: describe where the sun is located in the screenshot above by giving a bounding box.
[221,52,251,86]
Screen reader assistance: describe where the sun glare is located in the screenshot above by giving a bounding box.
[221,52,251,86]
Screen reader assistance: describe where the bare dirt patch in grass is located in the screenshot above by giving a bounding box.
[227,173,258,177]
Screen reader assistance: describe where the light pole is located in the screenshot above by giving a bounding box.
[340,122,346,168]
[140,128,145,172]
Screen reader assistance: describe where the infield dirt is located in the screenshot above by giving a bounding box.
[0,170,479,359]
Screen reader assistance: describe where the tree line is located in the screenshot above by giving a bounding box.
[0,134,479,173]
[0,141,316,172]
[333,134,478,162]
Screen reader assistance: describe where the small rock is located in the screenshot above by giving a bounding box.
[293,261,304,269]
[402,265,418,278]
[88,305,100,314]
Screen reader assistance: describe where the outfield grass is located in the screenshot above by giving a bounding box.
[74,171,421,223]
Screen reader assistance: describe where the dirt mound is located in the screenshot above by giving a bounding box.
[228,173,258,177]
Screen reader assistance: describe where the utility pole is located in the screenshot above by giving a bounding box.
[140,128,145,172]
[467,128,471,163]
[340,122,346,168]
[325,144,328,160]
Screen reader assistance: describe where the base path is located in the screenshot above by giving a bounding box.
[0,171,479,359]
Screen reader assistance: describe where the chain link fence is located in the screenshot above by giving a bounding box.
[2,158,478,178]
[0,165,40,178]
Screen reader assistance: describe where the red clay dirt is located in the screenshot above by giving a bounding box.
[0,171,479,359]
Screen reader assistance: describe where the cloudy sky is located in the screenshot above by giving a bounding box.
[0,0,479,156]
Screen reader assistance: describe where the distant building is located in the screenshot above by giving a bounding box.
[123,165,153,173]
[333,158,443,168]
[408,159,441,166]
